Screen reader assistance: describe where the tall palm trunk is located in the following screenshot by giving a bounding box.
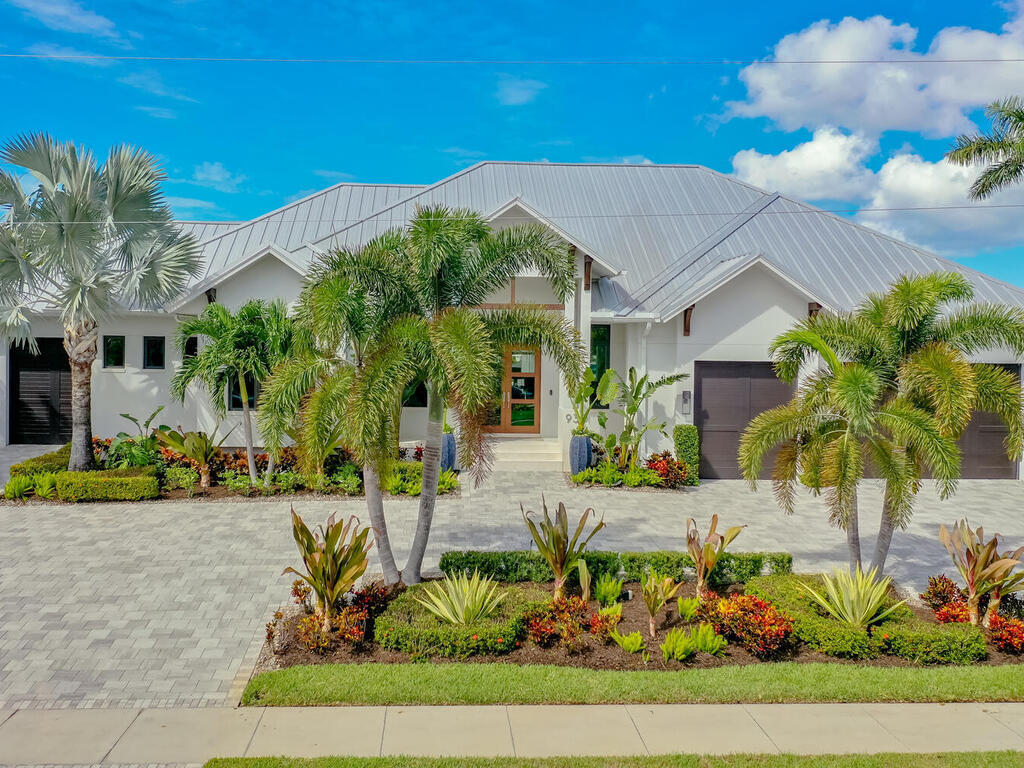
[845,493,862,573]
[64,322,98,472]
[263,452,275,488]
[405,380,443,583]
[364,465,401,585]
[238,372,258,483]
[869,497,896,575]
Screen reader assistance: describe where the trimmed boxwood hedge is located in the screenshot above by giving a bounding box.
[746,573,987,664]
[375,583,548,658]
[672,424,700,486]
[437,550,792,589]
[56,466,160,502]
[10,443,71,477]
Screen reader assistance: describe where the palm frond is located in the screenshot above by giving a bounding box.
[973,363,1024,462]
[898,342,977,437]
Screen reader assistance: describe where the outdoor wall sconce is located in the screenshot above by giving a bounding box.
[680,390,692,415]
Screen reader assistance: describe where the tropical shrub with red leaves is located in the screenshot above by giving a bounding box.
[935,602,971,624]
[989,615,1024,653]
[920,574,967,611]
[645,451,688,489]
[704,593,793,657]
[295,605,368,653]
[524,595,599,651]
[352,581,390,616]
[589,608,622,642]
[526,615,558,645]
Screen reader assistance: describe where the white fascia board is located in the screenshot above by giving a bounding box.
[166,244,306,312]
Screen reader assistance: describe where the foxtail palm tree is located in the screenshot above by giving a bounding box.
[172,299,292,483]
[741,272,1024,574]
[947,95,1024,198]
[0,133,201,470]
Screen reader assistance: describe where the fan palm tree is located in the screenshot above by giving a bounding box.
[0,133,201,470]
[947,96,1024,198]
[740,272,1024,574]
[171,299,293,483]
[258,239,421,585]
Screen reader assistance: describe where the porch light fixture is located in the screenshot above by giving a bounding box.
[680,390,692,415]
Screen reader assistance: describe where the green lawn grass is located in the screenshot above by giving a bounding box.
[207,754,1024,768]
[241,662,1024,707]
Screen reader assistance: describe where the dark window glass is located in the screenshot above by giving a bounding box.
[403,381,428,407]
[143,337,165,369]
[184,336,198,358]
[103,335,125,368]
[590,324,611,408]
[228,374,258,411]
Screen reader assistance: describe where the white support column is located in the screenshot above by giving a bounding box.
[557,250,587,469]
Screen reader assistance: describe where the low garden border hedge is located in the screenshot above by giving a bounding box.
[746,574,987,664]
[438,550,793,589]
[56,466,160,502]
[10,443,71,477]
[374,583,548,657]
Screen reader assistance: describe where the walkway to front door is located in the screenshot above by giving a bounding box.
[485,347,540,434]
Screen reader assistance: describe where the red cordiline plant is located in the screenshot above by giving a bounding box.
[939,520,1022,627]
[521,497,605,599]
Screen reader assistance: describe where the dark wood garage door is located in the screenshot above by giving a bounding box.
[694,361,794,479]
[10,339,72,444]
[960,363,1019,479]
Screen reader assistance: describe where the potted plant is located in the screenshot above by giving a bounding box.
[568,368,614,475]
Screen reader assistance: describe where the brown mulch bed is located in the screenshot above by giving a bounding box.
[256,580,1024,676]
[0,485,459,505]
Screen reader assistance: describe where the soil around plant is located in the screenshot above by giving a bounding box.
[254,580,1024,678]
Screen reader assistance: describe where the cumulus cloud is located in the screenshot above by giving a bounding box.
[187,161,246,193]
[732,128,877,200]
[495,75,547,106]
[729,10,1024,136]
[166,196,222,216]
[6,0,117,38]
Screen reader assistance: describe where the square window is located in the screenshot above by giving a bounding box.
[103,335,125,368]
[184,336,198,358]
[143,337,165,369]
[228,373,259,411]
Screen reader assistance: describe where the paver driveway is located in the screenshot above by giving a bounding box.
[1,470,1023,709]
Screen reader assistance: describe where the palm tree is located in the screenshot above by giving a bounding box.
[0,133,201,470]
[740,272,1024,574]
[258,239,420,585]
[947,96,1024,198]
[598,365,689,469]
[171,299,292,483]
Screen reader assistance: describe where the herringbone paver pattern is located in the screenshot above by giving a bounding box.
[1,467,1022,709]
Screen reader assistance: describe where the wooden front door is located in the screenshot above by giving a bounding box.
[484,347,541,434]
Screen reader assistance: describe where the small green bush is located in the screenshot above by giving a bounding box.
[330,464,363,495]
[438,550,792,588]
[673,424,700,486]
[56,466,159,502]
[221,469,256,494]
[746,573,986,664]
[4,475,34,499]
[274,470,305,494]
[10,443,71,477]
[375,583,547,657]
[31,472,61,499]
[164,466,200,491]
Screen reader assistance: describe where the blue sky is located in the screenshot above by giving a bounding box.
[2,0,1023,284]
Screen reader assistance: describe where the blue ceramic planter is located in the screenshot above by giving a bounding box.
[440,432,457,472]
[569,434,592,475]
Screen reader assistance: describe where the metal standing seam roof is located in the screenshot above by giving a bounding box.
[177,161,1024,317]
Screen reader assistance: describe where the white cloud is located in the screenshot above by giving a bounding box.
[582,154,654,165]
[729,9,1024,137]
[135,105,176,119]
[188,161,246,193]
[495,75,546,106]
[313,169,356,181]
[117,71,196,102]
[732,128,877,200]
[166,196,221,215]
[442,147,486,158]
[25,42,112,66]
[6,0,117,38]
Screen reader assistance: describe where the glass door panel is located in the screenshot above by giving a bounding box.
[483,347,541,433]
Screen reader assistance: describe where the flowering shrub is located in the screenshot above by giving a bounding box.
[920,574,967,611]
[989,615,1024,653]
[935,602,971,624]
[704,593,793,657]
[645,451,688,489]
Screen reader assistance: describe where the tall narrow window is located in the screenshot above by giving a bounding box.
[228,373,258,411]
[103,335,125,368]
[143,337,165,369]
[590,324,611,408]
[184,336,198,358]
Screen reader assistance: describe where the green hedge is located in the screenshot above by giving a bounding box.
[746,574,987,664]
[10,443,71,477]
[438,550,792,589]
[374,583,548,657]
[672,424,700,486]
[56,466,160,502]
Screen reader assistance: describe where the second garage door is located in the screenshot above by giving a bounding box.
[10,339,73,444]
[694,361,794,480]
[960,363,1020,479]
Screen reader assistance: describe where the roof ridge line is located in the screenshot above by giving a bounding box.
[620,192,780,314]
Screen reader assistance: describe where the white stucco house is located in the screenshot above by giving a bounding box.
[5,161,1024,479]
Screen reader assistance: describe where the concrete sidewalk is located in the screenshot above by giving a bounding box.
[1,703,1023,764]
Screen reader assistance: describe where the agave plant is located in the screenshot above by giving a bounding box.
[641,570,684,638]
[798,567,906,629]
[413,570,508,625]
[521,497,605,599]
[940,520,1023,626]
[686,515,745,595]
[282,509,373,632]
[155,424,235,488]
